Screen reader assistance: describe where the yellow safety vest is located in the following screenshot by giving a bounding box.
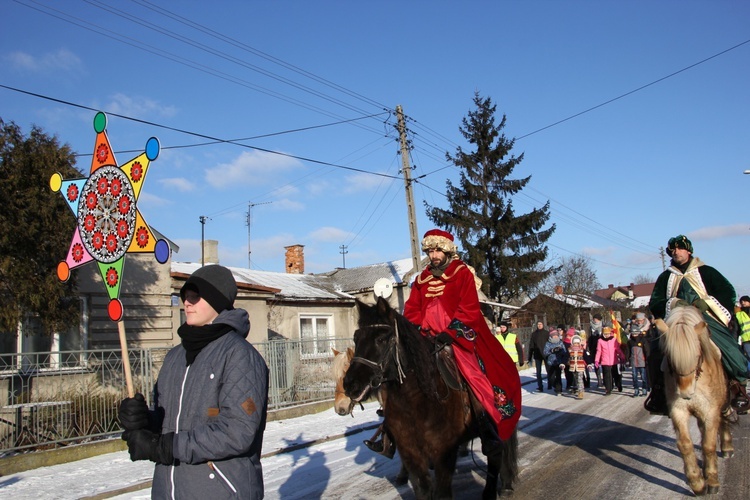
[495,332,519,363]
[737,310,750,343]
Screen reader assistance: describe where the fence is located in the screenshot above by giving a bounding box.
[0,337,354,457]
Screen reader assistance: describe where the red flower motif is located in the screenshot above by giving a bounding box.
[96,143,109,164]
[92,231,104,250]
[106,267,118,287]
[72,243,84,263]
[84,214,96,232]
[116,219,129,239]
[67,184,79,202]
[97,176,109,195]
[130,162,143,183]
[110,178,122,196]
[136,226,149,248]
[118,195,131,215]
[86,192,98,210]
[105,234,118,253]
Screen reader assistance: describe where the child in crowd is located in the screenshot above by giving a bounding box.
[568,335,587,399]
[543,329,568,396]
[595,327,626,395]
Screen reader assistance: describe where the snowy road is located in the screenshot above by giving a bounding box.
[3,368,750,499]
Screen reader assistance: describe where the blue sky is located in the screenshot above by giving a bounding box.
[2,1,749,297]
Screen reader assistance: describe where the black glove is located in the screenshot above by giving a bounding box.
[124,429,175,465]
[119,393,149,431]
[436,331,454,346]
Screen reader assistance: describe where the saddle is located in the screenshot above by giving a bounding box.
[435,344,463,391]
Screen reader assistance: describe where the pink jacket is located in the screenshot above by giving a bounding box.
[595,336,625,367]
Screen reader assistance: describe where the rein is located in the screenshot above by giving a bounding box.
[350,322,406,388]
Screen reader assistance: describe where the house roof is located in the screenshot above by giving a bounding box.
[319,257,415,293]
[594,282,655,301]
[172,262,354,302]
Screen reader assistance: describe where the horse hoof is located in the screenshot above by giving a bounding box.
[722,450,735,458]
[706,485,719,495]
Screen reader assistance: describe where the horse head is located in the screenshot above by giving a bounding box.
[343,298,402,403]
[659,306,717,399]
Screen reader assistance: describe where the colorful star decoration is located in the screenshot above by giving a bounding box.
[50,112,170,322]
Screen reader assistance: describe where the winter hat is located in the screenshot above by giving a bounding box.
[549,328,559,337]
[666,234,693,257]
[571,335,582,344]
[602,326,612,336]
[636,312,646,320]
[740,295,750,304]
[180,264,237,313]
[421,228,458,255]
[592,313,602,321]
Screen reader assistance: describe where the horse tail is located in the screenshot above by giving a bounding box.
[498,428,519,491]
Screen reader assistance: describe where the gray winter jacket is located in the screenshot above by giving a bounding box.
[151,308,269,499]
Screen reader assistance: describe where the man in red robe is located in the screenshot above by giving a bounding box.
[402,229,521,455]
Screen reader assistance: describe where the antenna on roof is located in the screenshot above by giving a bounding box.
[246,201,272,268]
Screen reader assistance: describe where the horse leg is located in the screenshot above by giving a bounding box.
[398,450,433,500]
[394,461,409,486]
[433,447,458,499]
[672,410,705,495]
[698,413,721,495]
[719,417,734,458]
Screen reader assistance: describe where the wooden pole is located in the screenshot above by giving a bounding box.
[117,320,135,397]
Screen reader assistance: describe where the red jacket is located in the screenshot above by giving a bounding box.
[403,258,521,440]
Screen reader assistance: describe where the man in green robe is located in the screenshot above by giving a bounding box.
[646,235,749,416]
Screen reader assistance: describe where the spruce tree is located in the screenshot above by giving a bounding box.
[0,119,81,335]
[426,93,555,302]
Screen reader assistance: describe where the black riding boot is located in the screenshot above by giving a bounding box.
[364,424,396,459]
[476,411,504,460]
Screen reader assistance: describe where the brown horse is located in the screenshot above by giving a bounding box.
[656,305,734,495]
[344,297,518,499]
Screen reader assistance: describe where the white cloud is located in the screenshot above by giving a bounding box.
[342,172,392,194]
[581,246,616,257]
[105,93,178,119]
[308,227,353,242]
[159,177,195,192]
[689,224,750,241]
[5,48,83,73]
[205,150,303,189]
[272,198,305,211]
[136,191,172,207]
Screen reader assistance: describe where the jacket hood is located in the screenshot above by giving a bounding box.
[213,308,250,339]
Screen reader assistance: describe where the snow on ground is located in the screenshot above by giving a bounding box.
[0,367,541,499]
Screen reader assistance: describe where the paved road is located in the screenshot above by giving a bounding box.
[268,375,750,499]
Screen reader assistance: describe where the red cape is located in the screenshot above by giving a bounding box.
[403,259,522,440]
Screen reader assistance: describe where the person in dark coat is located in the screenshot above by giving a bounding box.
[118,265,269,499]
[527,321,550,392]
[543,329,568,395]
[587,314,603,388]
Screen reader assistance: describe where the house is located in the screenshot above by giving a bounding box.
[594,283,656,310]
[511,292,618,330]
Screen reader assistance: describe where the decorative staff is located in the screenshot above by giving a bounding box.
[49,112,170,397]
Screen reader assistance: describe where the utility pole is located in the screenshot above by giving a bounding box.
[246,201,272,268]
[339,244,348,268]
[199,215,209,266]
[659,246,667,271]
[396,105,421,274]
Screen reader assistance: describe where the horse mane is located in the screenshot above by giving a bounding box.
[662,306,720,373]
[393,311,439,398]
[331,347,352,381]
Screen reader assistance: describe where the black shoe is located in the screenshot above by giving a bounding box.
[376,408,384,417]
[731,396,749,414]
[364,439,384,453]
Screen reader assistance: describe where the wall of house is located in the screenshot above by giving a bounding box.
[265,301,356,341]
[77,254,176,350]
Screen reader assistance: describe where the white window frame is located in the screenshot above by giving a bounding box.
[298,313,334,359]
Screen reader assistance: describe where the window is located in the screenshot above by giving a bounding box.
[299,314,333,357]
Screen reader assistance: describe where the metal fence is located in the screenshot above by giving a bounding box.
[0,337,354,457]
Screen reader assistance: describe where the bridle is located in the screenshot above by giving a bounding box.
[668,351,704,381]
[349,322,406,389]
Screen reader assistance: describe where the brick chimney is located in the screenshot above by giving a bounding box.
[285,244,305,274]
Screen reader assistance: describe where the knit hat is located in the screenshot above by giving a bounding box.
[421,228,458,255]
[592,313,602,321]
[740,295,750,304]
[636,312,646,320]
[180,265,237,313]
[571,335,582,344]
[549,328,559,337]
[666,234,693,257]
